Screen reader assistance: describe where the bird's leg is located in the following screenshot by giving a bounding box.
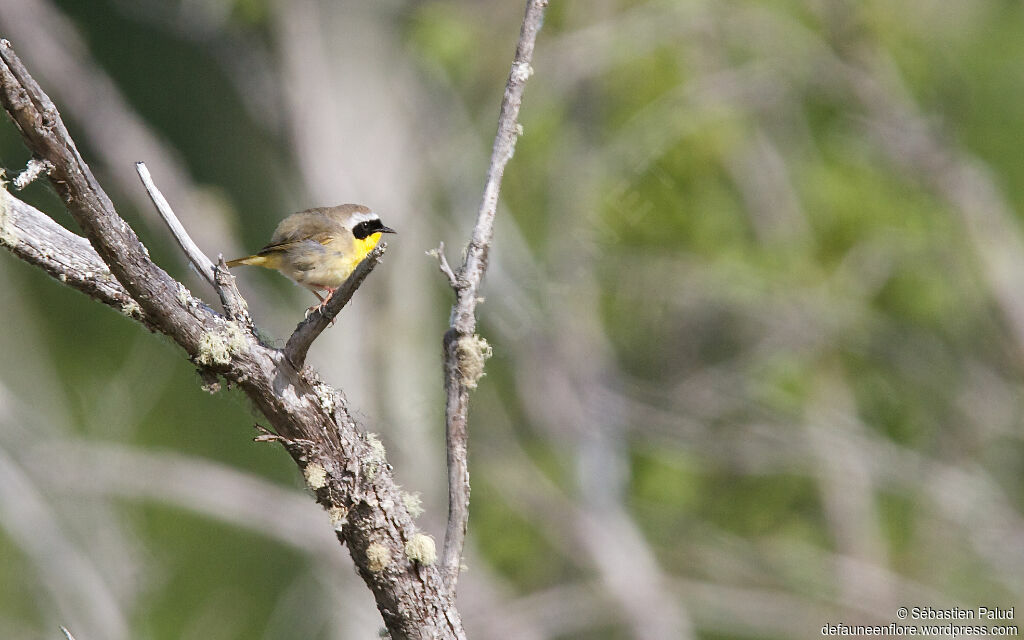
[304,290,326,318]
[318,288,339,326]
[304,288,338,326]
[320,287,338,308]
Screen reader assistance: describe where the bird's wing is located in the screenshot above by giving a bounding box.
[263,209,345,247]
[257,232,336,256]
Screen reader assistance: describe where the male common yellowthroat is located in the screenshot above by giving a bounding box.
[227,204,395,308]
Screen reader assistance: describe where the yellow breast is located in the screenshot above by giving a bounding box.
[316,232,382,287]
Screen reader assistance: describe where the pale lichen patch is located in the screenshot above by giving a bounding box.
[12,158,52,189]
[404,533,436,565]
[367,433,386,459]
[456,334,493,389]
[304,462,327,490]
[194,322,246,366]
[402,491,424,518]
[328,506,347,532]
[511,61,534,83]
[365,542,391,572]
[196,332,231,366]
[313,382,338,413]
[224,322,247,351]
[363,433,387,480]
[120,300,141,318]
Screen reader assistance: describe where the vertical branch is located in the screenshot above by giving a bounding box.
[438,0,548,594]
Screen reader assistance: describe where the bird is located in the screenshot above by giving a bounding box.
[226,204,395,311]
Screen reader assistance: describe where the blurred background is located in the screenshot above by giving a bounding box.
[0,0,1022,638]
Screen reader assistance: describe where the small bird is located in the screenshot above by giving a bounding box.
[226,204,395,310]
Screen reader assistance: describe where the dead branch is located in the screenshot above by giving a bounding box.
[0,39,463,640]
[437,0,548,594]
[0,192,156,330]
[134,161,217,288]
[134,161,254,330]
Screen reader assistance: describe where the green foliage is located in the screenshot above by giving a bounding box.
[406,3,482,85]
[471,477,570,590]
[133,504,309,640]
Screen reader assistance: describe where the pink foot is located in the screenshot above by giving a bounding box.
[305,287,338,325]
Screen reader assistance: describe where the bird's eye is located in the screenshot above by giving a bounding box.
[352,221,371,239]
[352,219,383,240]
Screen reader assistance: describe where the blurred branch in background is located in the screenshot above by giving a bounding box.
[0,431,129,640]
[0,0,247,295]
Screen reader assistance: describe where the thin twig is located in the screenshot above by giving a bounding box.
[135,162,253,328]
[59,627,77,640]
[135,161,216,288]
[284,243,387,368]
[439,0,548,595]
[431,242,460,289]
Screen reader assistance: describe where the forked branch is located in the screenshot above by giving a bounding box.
[134,161,254,329]
[0,38,463,640]
[136,161,217,289]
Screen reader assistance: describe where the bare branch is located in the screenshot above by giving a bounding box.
[440,0,548,594]
[0,39,205,344]
[213,257,254,328]
[430,242,459,290]
[0,40,464,638]
[135,161,216,289]
[283,243,387,367]
[135,161,253,329]
[0,190,157,330]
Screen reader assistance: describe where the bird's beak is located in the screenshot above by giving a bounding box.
[380,226,397,234]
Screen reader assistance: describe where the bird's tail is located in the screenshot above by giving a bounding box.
[225,255,267,268]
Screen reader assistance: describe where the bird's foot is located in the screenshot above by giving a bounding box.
[305,288,338,325]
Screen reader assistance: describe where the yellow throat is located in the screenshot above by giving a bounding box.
[352,232,383,264]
